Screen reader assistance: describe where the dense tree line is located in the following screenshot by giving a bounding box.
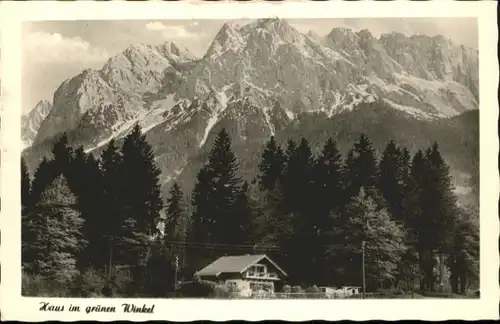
[21,124,478,297]
[22,124,184,297]
[188,130,478,294]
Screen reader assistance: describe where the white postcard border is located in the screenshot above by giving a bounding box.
[1,0,498,321]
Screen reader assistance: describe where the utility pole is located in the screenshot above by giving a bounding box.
[362,241,366,299]
[173,255,179,298]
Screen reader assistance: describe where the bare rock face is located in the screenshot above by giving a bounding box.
[22,100,52,148]
[23,18,479,198]
[32,42,195,148]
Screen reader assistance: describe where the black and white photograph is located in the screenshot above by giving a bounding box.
[19,15,482,299]
[1,0,498,321]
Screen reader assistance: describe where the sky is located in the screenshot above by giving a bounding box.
[22,18,478,112]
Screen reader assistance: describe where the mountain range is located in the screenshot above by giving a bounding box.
[21,18,479,206]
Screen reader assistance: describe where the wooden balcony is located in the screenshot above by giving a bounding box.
[244,271,280,280]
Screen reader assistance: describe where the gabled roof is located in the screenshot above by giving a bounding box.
[195,254,287,277]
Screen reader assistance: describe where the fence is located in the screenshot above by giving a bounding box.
[263,292,411,299]
[273,292,337,299]
[168,290,476,299]
[171,292,382,299]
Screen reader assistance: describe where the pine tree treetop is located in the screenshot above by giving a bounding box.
[38,175,77,207]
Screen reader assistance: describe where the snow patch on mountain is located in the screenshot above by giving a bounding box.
[199,84,232,148]
[23,18,479,191]
[382,99,437,120]
[163,167,185,184]
[84,117,138,153]
[142,94,178,133]
[262,106,276,136]
[284,109,295,120]
[393,72,477,117]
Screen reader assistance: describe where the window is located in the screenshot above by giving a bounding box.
[250,282,263,291]
[256,266,264,272]
[263,283,273,291]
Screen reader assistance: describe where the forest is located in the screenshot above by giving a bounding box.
[21,124,479,298]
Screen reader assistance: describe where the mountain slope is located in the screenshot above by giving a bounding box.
[33,42,196,149]
[22,18,479,206]
[172,103,478,207]
[22,100,52,148]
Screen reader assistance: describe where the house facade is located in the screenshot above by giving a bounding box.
[195,254,287,297]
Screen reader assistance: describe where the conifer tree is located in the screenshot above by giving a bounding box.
[398,146,412,219]
[24,156,59,271]
[283,139,297,164]
[310,138,344,284]
[403,144,458,292]
[447,208,479,294]
[281,137,314,215]
[421,143,459,290]
[30,157,59,204]
[51,133,73,175]
[254,181,290,246]
[189,166,214,243]
[394,147,418,291]
[396,245,421,292]
[68,146,103,227]
[400,147,411,183]
[254,180,294,276]
[258,136,286,191]
[164,182,187,241]
[344,133,380,203]
[280,137,316,283]
[21,157,35,270]
[233,181,257,245]
[423,143,458,253]
[163,182,188,272]
[404,150,426,229]
[118,124,163,272]
[26,175,86,284]
[313,137,344,218]
[204,128,243,247]
[322,209,344,285]
[79,140,122,270]
[188,166,215,272]
[142,239,176,297]
[378,141,405,221]
[21,157,31,211]
[403,149,433,290]
[188,129,243,269]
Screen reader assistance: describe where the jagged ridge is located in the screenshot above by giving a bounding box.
[22,18,479,200]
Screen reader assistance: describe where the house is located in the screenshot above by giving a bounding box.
[195,254,287,297]
[318,286,337,298]
[337,286,361,297]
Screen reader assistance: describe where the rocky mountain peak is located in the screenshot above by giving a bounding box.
[249,18,304,44]
[34,99,52,110]
[24,19,479,195]
[379,31,407,43]
[305,30,322,43]
[254,17,292,32]
[22,100,53,148]
[357,28,374,39]
[204,22,243,57]
[324,27,359,49]
[156,41,195,61]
